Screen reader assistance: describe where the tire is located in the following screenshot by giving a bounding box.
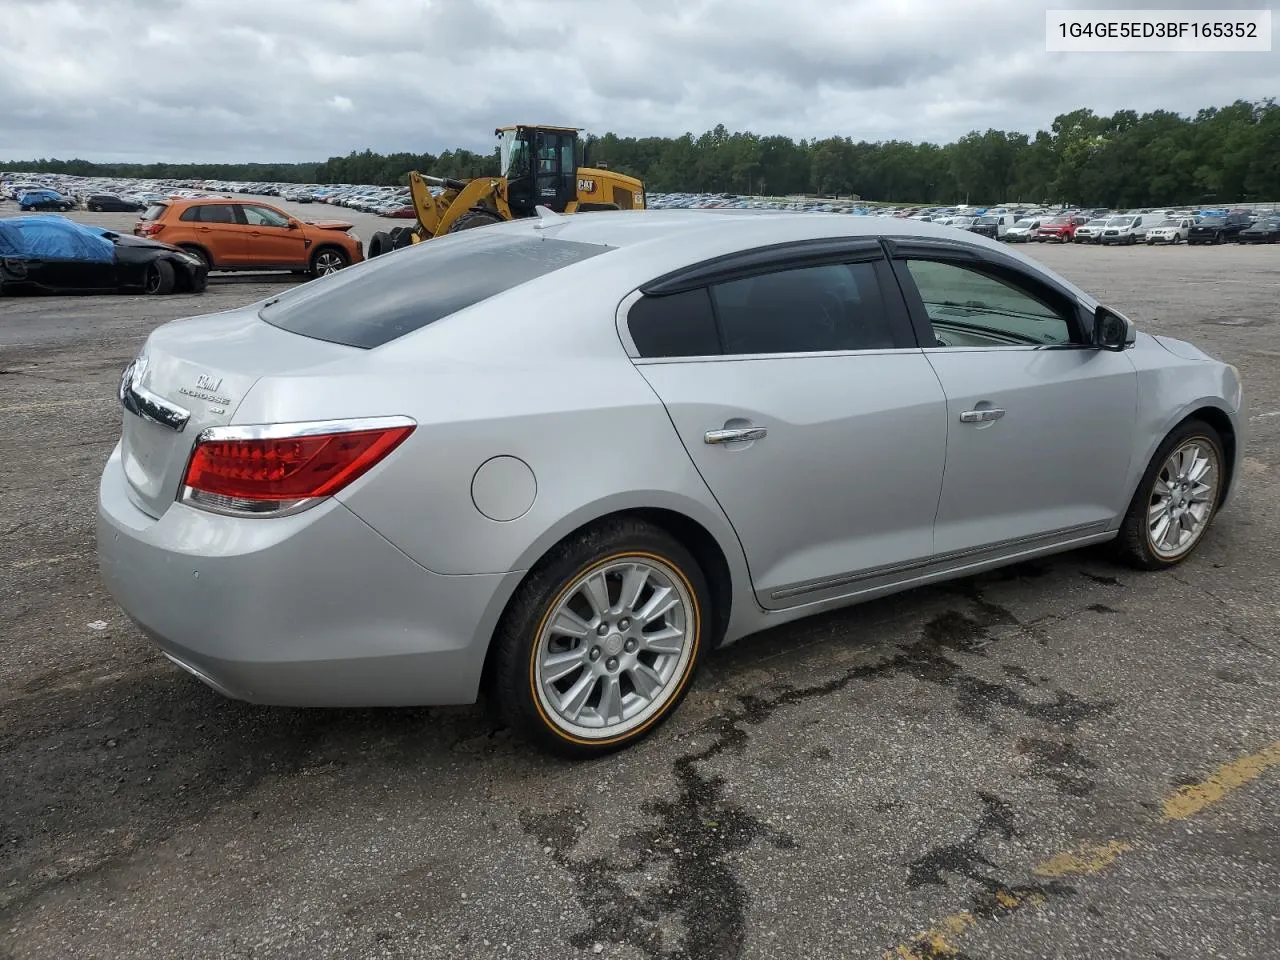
[1214,232,1223,244]
[367,231,390,258]
[180,245,212,271]
[448,210,504,233]
[144,259,176,295]
[189,270,208,294]
[310,246,348,277]
[388,226,413,249]
[89,203,101,212]
[487,517,711,758]
[1146,238,1154,245]
[1113,419,1225,571]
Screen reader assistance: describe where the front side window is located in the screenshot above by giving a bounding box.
[242,205,291,228]
[903,259,1075,347]
[711,262,896,355]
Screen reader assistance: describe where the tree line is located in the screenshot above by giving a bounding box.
[6,99,1277,207]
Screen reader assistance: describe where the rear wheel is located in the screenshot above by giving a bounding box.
[144,260,176,295]
[448,210,504,233]
[310,247,348,277]
[1114,420,1224,570]
[488,518,709,757]
[388,226,413,248]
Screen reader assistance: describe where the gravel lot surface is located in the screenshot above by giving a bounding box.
[2,202,1278,960]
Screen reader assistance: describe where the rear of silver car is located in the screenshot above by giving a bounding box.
[98,291,520,706]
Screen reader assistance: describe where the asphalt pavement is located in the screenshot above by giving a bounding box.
[1,206,1277,960]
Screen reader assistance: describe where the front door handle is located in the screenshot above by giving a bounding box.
[704,427,767,444]
[960,408,1005,423]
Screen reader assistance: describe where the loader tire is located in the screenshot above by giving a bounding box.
[448,210,504,233]
[367,231,391,258]
[389,226,413,249]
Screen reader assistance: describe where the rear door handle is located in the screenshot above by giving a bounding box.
[960,408,1005,423]
[704,427,767,444]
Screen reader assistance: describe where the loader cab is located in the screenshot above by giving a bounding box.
[498,124,579,215]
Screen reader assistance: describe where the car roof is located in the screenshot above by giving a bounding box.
[469,209,1098,309]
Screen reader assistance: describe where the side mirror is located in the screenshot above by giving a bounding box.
[286,220,299,229]
[1093,305,1134,351]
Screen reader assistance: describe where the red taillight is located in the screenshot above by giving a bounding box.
[138,222,164,236]
[181,420,414,515]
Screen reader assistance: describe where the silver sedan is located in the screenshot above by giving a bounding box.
[98,211,1245,756]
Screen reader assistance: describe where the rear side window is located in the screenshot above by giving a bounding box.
[141,203,168,221]
[180,204,236,223]
[711,262,897,355]
[260,230,612,349]
[628,289,720,358]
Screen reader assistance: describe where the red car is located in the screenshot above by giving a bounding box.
[383,204,417,219]
[1034,214,1089,243]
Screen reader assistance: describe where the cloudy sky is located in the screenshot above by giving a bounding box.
[2,0,1276,163]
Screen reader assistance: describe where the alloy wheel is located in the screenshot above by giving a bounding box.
[534,557,694,740]
[313,251,345,275]
[1146,439,1220,560]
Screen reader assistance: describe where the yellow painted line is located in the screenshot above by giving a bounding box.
[1032,840,1132,878]
[1160,740,1280,822]
[884,740,1280,958]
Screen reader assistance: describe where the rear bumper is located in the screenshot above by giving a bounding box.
[97,444,520,707]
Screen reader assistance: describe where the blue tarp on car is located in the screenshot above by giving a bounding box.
[0,215,114,263]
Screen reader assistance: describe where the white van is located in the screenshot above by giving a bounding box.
[1004,218,1040,242]
[1100,214,1150,245]
[970,213,1018,240]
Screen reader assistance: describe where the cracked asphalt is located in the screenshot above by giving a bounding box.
[2,207,1278,960]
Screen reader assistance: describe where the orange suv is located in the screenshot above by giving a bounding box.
[134,198,363,277]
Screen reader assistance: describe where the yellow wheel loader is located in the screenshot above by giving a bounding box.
[366,125,646,256]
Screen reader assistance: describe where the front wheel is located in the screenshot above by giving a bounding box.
[143,259,175,295]
[1114,420,1224,570]
[310,247,348,277]
[487,518,710,757]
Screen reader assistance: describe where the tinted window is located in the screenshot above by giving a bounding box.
[904,259,1074,346]
[141,203,168,221]
[242,205,290,227]
[711,262,896,355]
[260,231,612,349]
[628,289,720,358]
[179,204,236,223]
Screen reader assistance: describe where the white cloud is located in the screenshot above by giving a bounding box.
[0,0,1274,162]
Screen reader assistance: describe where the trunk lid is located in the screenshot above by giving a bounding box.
[119,305,358,518]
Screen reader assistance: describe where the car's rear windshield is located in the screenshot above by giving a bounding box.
[259,230,613,349]
[141,203,168,220]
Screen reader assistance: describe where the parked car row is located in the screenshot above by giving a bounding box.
[0,192,365,296]
[0,215,207,295]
